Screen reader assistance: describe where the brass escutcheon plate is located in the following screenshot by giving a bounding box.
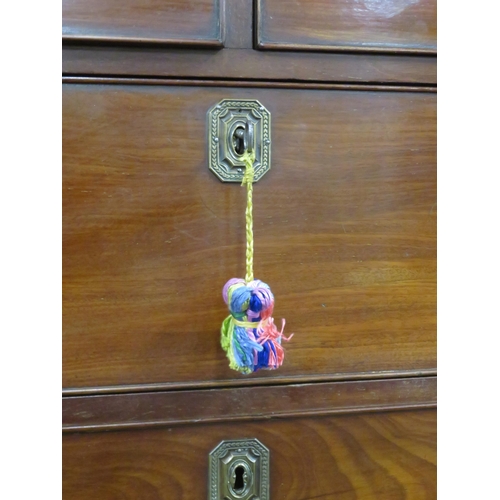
[208,438,270,500]
[207,99,271,182]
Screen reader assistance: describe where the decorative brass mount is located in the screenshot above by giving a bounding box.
[207,99,271,182]
[208,438,270,500]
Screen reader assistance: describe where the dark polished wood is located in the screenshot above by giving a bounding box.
[224,0,253,49]
[62,46,437,85]
[63,409,437,499]
[256,0,436,54]
[63,367,436,396]
[62,76,436,92]
[63,376,436,431]
[62,0,437,496]
[63,0,224,47]
[63,82,436,391]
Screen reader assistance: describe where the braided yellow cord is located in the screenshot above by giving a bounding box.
[241,151,256,283]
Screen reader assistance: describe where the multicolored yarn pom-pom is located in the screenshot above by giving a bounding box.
[220,150,292,374]
[221,278,292,374]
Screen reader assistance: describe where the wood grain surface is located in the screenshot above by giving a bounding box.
[62,46,437,85]
[63,0,224,46]
[63,83,436,391]
[61,0,436,82]
[63,376,436,431]
[63,409,437,499]
[257,0,436,54]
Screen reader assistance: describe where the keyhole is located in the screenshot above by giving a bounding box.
[233,465,245,492]
[233,127,245,155]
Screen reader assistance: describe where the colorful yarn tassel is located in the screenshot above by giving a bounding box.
[220,151,292,374]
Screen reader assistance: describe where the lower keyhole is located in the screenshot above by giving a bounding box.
[233,465,245,492]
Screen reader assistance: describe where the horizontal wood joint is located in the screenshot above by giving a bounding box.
[63,376,437,432]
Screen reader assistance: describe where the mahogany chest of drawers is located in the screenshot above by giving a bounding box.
[63,1,436,498]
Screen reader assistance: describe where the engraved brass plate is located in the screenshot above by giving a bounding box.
[207,99,271,182]
[208,438,270,500]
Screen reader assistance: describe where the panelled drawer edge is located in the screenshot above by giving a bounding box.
[62,0,225,47]
[256,0,437,54]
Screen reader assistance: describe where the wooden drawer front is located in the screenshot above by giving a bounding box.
[62,0,224,47]
[63,377,436,430]
[63,83,436,391]
[257,0,436,54]
[63,409,437,499]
